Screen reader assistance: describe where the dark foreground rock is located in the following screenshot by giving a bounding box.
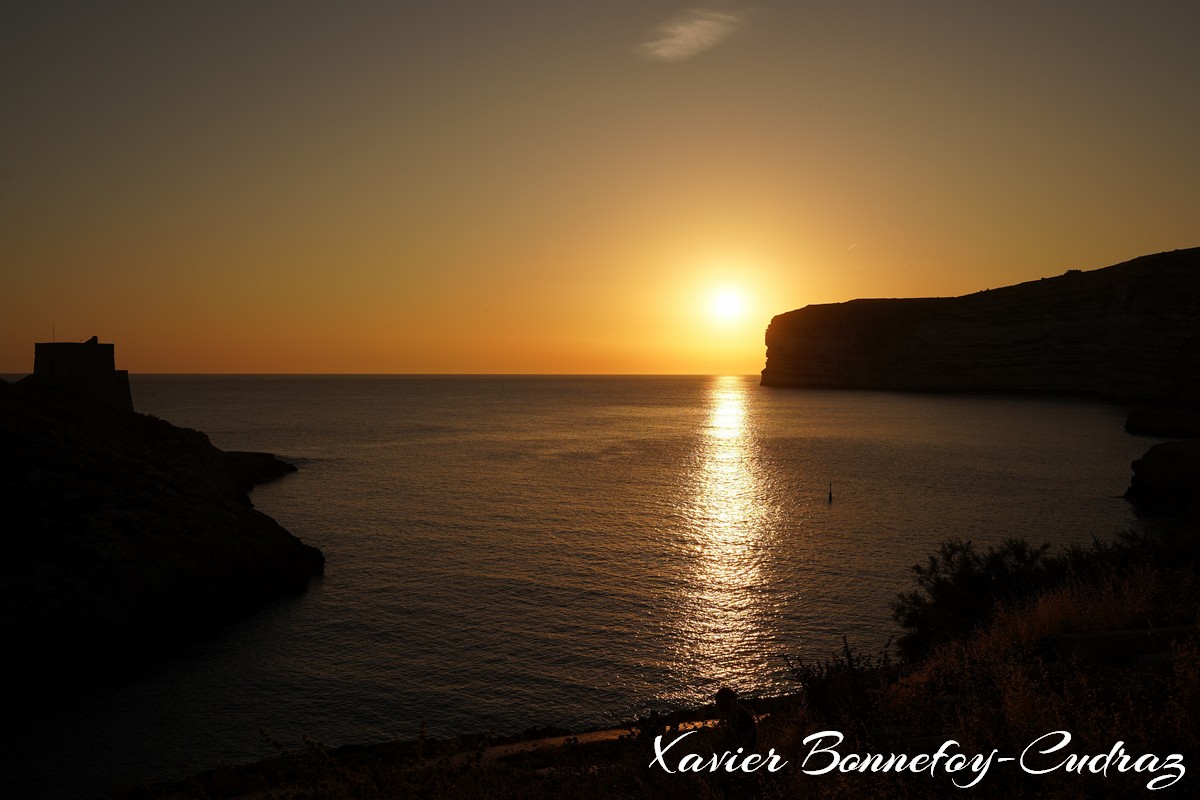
[1125,438,1200,522]
[0,378,324,681]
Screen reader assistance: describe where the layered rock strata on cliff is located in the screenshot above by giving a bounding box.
[0,379,324,676]
[761,248,1200,401]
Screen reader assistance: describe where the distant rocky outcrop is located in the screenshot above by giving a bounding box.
[761,248,1200,401]
[0,378,324,680]
[1125,438,1200,523]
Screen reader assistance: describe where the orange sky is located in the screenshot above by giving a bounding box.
[3,1,1198,374]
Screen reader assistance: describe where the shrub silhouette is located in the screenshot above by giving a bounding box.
[892,538,1064,660]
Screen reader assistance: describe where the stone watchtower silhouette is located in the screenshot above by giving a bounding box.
[29,335,134,411]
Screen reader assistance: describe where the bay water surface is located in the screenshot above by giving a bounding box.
[9,376,1158,798]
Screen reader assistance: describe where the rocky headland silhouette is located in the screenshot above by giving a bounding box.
[0,375,324,682]
[761,248,1200,523]
[1126,438,1200,522]
[761,248,1200,401]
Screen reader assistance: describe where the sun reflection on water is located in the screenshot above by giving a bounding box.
[672,376,775,693]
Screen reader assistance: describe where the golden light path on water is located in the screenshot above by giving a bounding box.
[672,375,779,693]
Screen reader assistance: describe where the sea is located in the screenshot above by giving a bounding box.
[5,375,1162,799]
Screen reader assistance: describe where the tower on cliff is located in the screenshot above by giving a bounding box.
[30,336,134,411]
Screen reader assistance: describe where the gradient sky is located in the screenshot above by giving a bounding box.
[3,1,1198,374]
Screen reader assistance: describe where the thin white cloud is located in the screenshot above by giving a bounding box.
[638,8,744,62]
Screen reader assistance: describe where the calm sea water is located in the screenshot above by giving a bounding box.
[8,376,1159,798]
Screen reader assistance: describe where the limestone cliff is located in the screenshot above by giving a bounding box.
[761,248,1200,401]
[0,378,324,680]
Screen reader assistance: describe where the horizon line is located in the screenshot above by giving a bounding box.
[2,371,762,378]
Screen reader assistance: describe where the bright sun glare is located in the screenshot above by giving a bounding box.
[708,287,748,324]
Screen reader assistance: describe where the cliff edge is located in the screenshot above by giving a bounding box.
[0,378,325,680]
[761,248,1200,401]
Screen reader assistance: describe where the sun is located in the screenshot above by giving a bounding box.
[708,287,748,323]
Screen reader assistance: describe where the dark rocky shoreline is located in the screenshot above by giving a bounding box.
[0,377,324,683]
